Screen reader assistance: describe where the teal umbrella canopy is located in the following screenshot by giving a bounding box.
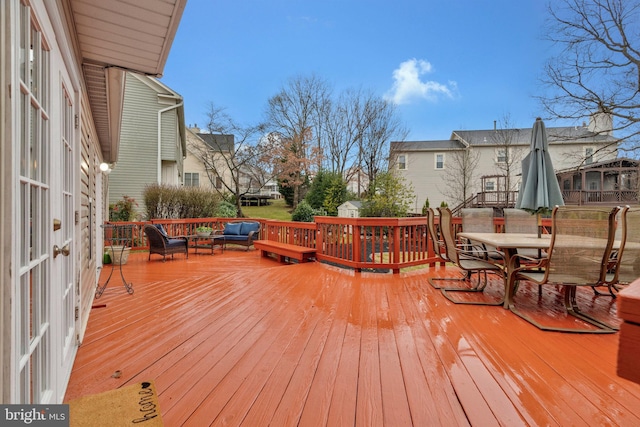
[515,118,564,214]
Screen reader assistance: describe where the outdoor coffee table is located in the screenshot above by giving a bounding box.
[190,234,225,254]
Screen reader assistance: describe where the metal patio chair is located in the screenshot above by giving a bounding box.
[460,208,503,262]
[426,207,456,289]
[436,207,505,305]
[507,206,619,333]
[598,206,640,297]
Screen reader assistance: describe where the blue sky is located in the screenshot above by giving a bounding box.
[160,0,558,141]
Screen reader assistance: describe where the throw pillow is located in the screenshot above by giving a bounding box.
[223,222,242,235]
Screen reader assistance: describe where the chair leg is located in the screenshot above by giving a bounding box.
[440,270,505,306]
[508,286,617,334]
[428,270,472,289]
[565,286,618,331]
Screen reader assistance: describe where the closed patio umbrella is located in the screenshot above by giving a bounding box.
[516,117,564,236]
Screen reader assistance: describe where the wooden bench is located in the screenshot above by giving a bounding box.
[253,240,316,263]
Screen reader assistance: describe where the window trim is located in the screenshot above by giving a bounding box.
[496,148,508,164]
[184,172,200,187]
[397,154,407,170]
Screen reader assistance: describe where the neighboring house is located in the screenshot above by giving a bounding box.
[344,166,369,197]
[1,0,185,403]
[391,112,619,213]
[557,157,640,206]
[185,129,281,203]
[338,201,363,218]
[107,74,186,218]
[184,128,234,191]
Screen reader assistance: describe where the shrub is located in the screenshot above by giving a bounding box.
[143,184,220,219]
[291,200,325,222]
[109,195,138,221]
[215,200,238,218]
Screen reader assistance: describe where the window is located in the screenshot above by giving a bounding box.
[215,176,223,189]
[435,153,445,170]
[496,149,507,163]
[485,181,495,191]
[184,172,199,187]
[585,147,594,164]
[397,154,406,170]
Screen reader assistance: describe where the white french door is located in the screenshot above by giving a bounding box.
[15,1,77,403]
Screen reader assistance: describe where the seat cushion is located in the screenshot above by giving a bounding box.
[223,222,242,235]
[240,222,260,235]
[166,238,186,248]
[224,235,250,242]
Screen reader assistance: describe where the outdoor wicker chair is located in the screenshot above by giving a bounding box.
[144,224,189,261]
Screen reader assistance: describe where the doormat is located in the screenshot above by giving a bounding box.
[68,381,163,426]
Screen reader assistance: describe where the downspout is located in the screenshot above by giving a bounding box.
[157,101,184,183]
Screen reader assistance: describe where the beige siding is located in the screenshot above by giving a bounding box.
[397,142,617,213]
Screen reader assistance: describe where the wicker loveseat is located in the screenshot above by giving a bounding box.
[143,224,189,261]
[215,221,261,250]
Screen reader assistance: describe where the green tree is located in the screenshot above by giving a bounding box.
[360,172,414,217]
[305,169,334,209]
[305,170,347,215]
[323,176,348,216]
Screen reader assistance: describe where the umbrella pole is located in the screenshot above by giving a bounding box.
[537,212,542,238]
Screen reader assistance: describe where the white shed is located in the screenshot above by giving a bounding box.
[338,201,362,218]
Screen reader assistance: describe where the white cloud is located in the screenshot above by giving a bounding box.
[385,58,456,105]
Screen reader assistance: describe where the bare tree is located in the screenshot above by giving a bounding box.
[542,0,640,153]
[358,96,408,191]
[439,147,480,208]
[491,114,525,202]
[264,74,332,208]
[188,103,271,217]
[323,88,363,178]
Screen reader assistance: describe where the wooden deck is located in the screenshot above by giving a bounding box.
[64,249,640,426]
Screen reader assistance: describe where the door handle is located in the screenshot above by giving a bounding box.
[53,243,70,258]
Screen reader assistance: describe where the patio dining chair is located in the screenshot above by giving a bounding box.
[507,206,619,333]
[598,206,640,297]
[435,207,505,305]
[460,208,503,262]
[426,208,456,289]
[504,207,547,296]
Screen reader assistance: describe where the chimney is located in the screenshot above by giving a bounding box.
[587,108,613,135]
[494,120,497,130]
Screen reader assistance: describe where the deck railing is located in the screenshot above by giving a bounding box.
[562,190,639,205]
[104,215,552,273]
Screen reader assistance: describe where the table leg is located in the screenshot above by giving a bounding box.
[502,248,517,309]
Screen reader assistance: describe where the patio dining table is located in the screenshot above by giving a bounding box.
[458,231,631,310]
[457,232,551,309]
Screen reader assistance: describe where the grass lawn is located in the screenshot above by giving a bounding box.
[240,198,292,221]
